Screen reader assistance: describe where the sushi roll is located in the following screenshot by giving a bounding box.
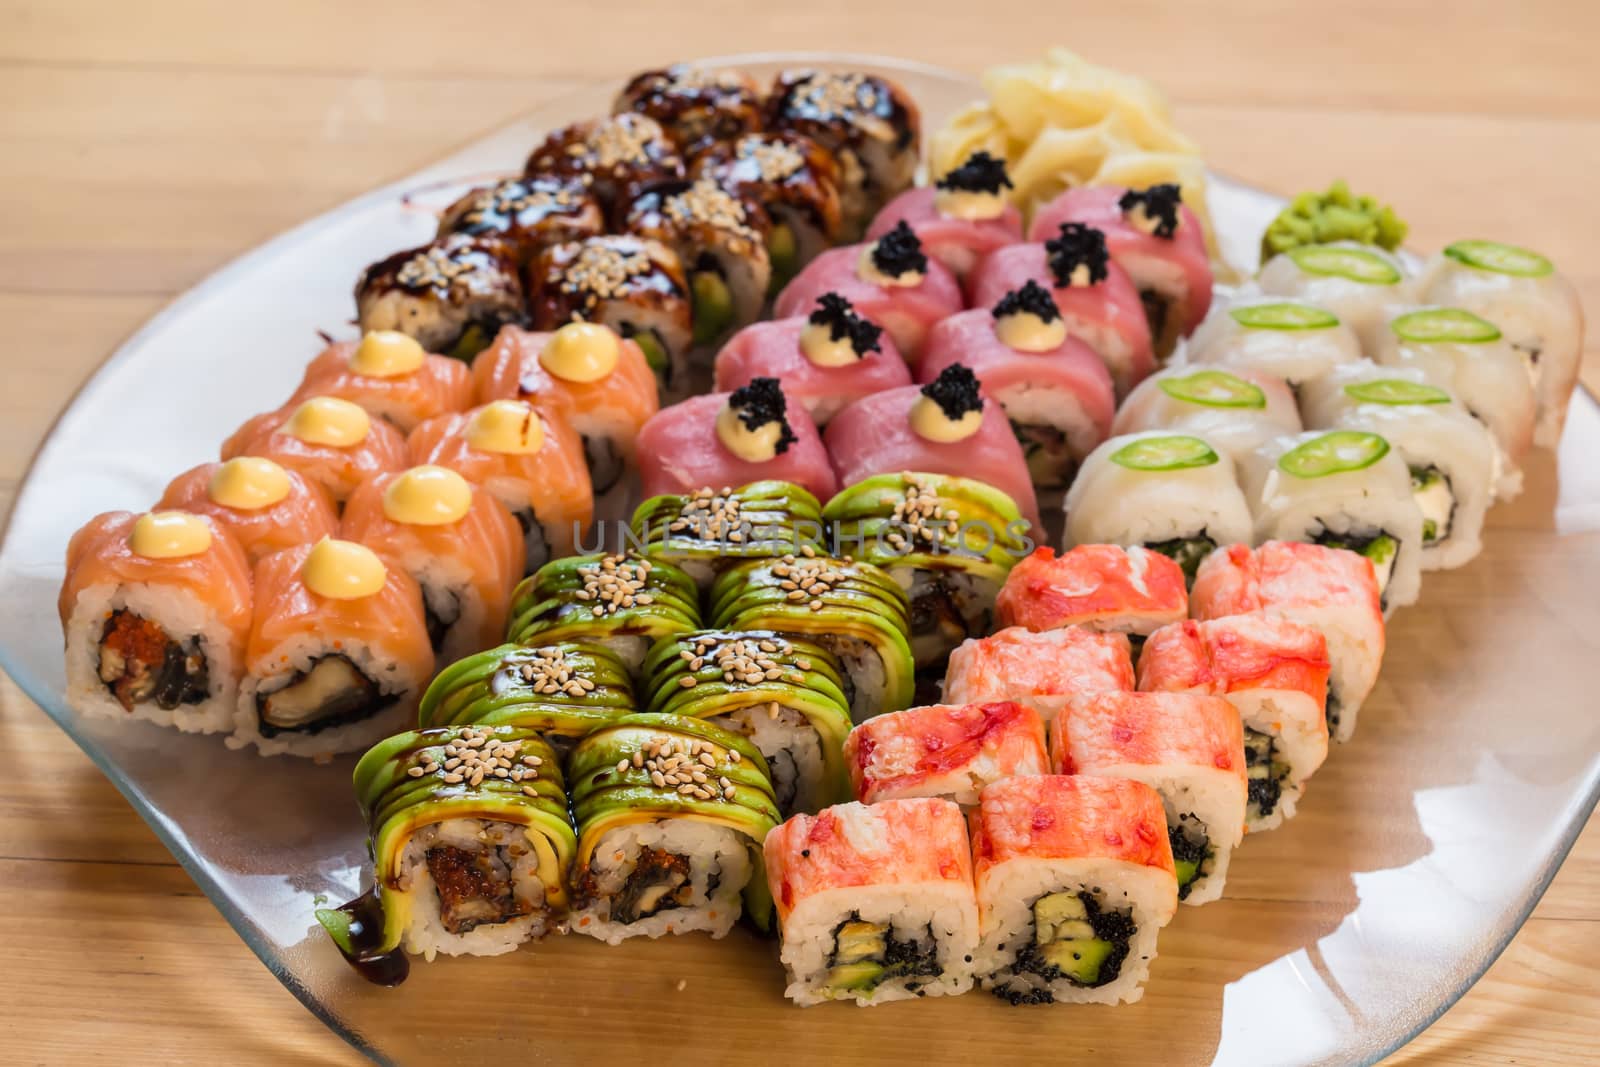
[1191,541,1385,742]
[1028,183,1214,359]
[567,714,780,942]
[766,69,920,239]
[1256,242,1410,352]
[1111,366,1302,469]
[630,480,825,592]
[522,113,685,210]
[1138,616,1330,831]
[1239,430,1424,611]
[773,221,964,363]
[356,235,527,362]
[764,797,979,1006]
[712,293,913,427]
[407,400,593,570]
[315,725,572,973]
[1052,691,1246,905]
[866,150,1023,280]
[843,700,1049,807]
[1063,431,1253,583]
[917,283,1117,491]
[968,224,1156,398]
[1418,239,1584,447]
[157,457,338,566]
[613,65,765,155]
[59,510,252,733]
[971,775,1177,1005]
[339,466,524,664]
[221,396,409,509]
[709,552,916,723]
[822,473,1029,669]
[436,174,605,268]
[233,538,433,757]
[643,630,854,816]
[995,544,1188,638]
[943,625,1135,723]
[1184,296,1363,386]
[289,331,474,434]
[634,378,839,503]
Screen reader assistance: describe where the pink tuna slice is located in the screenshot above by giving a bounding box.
[713,314,913,428]
[865,187,1024,283]
[635,390,838,502]
[773,244,964,366]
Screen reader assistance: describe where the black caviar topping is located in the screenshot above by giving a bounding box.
[1045,222,1109,287]
[935,150,1013,195]
[728,376,797,455]
[1118,183,1183,239]
[808,292,883,357]
[920,363,983,421]
[991,280,1061,324]
[869,220,927,279]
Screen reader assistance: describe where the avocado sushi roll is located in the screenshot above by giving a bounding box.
[613,64,765,156]
[356,235,527,363]
[631,480,825,591]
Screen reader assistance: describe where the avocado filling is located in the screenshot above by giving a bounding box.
[424,838,534,935]
[1410,466,1454,545]
[621,325,672,386]
[1010,419,1075,490]
[1144,535,1217,584]
[1313,529,1399,603]
[824,914,942,997]
[995,891,1136,1003]
[691,268,734,344]
[444,321,493,363]
[256,654,396,737]
[1245,728,1291,821]
[767,223,799,293]
[609,846,695,925]
[1167,813,1212,901]
[97,609,210,712]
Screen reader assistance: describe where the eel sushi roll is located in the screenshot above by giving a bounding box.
[60,511,251,733]
[766,69,920,240]
[289,330,473,434]
[822,472,1029,669]
[968,224,1156,399]
[1184,296,1363,386]
[866,150,1023,280]
[1028,183,1213,359]
[630,480,824,591]
[712,293,912,427]
[1300,363,1498,568]
[643,630,853,815]
[709,553,916,722]
[221,396,409,509]
[943,625,1135,724]
[1063,431,1253,583]
[635,378,839,503]
[994,544,1188,638]
[339,466,524,664]
[158,457,338,566]
[825,367,1043,532]
[567,714,780,942]
[971,775,1177,1005]
[620,178,771,349]
[316,725,573,971]
[918,283,1117,491]
[356,235,527,362]
[436,174,605,268]
[843,700,1048,807]
[506,552,701,674]
[1256,242,1410,352]
[1139,617,1330,831]
[522,113,684,210]
[613,65,764,155]
[1418,239,1585,447]
[1192,541,1385,742]
[773,221,963,364]
[407,400,592,570]
[234,539,433,757]
[764,797,979,1006]
[1239,430,1424,611]
[1112,366,1302,469]
[1052,691,1246,906]
[527,235,692,398]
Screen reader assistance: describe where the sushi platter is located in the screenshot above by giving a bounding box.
[3,51,1599,1066]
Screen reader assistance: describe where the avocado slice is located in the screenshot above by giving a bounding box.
[691,270,734,344]
[833,920,887,964]
[629,329,670,375]
[767,224,799,294]
[1037,937,1117,986]
[825,959,885,994]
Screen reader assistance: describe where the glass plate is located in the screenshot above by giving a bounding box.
[2,53,1596,1067]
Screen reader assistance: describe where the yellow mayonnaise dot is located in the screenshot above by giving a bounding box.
[466,400,545,455]
[284,397,371,448]
[909,395,982,443]
[129,511,213,559]
[349,330,427,377]
[994,311,1068,353]
[382,465,473,526]
[302,538,387,600]
[539,321,620,383]
[934,188,1006,221]
[857,245,924,288]
[207,457,292,511]
[716,405,783,462]
[798,321,861,368]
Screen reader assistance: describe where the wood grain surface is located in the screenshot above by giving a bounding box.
[2,1,1596,1063]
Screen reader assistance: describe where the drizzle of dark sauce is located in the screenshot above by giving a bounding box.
[320,888,410,986]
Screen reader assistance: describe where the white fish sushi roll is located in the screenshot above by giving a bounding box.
[1184,296,1362,386]
[1256,242,1411,353]
[1112,366,1302,468]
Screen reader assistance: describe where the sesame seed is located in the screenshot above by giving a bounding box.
[738,138,805,182]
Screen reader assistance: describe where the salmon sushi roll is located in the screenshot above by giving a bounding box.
[1185,296,1362,387]
[289,331,473,434]
[436,174,605,268]
[523,113,685,210]
[60,510,252,733]
[866,150,1023,281]
[995,545,1187,637]
[356,235,527,362]
[943,625,1135,723]
[1257,242,1411,353]
[1111,366,1302,470]
[613,65,764,155]
[221,396,409,509]
[843,700,1048,807]
[158,458,338,566]
[764,797,979,1006]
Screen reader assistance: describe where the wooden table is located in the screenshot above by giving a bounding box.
[3,1,1596,1062]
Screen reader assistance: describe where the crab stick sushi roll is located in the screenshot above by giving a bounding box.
[1191,541,1385,741]
[971,775,1177,1004]
[644,630,854,816]
[1184,296,1362,386]
[631,480,825,592]
[417,640,635,748]
[844,700,1048,807]
[568,714,780,942]
[943,626,1135,723]
[1053,691,1245,905]
[1112,367,1301,469]
[436,174,605,268]
[1257,242,1410,352]
[289,331,473,434]
[613,65,764,155]
[995,545,1187,637]
[356,235,527,362]
[222,396,409,509]
[234,539,433,758]
[866,150,1023,280]
[712,294,912,427]
[60,511,251,733]
[765,797,979,1006]
[507,552,700,674]
[157,458,338,566]
[522,113,684,210]
[1138,616,1329,831]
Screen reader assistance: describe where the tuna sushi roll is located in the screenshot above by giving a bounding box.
[1052,691,1246,905]
[843,700,1048,807]
[60,510,252,733]
[631,480,824,591]
[1184,296,1362,386]
[1256,242,1410,352]
[158,457,338,566]
[995,544,1188,637]
[1111,366,1302,469]
[356,235,527,362]
[943,625,1135,723]
[866,150,1023,280]
[221,396,409,509]
[567,714,780,942]
[436,174,605,267]
[971,775,1177,1004]
[613,65,764,155]
[233,539,434,758]
[289,331,473,434]
[764,797,979,1006]
[522,113,684,210]
[712,293,912,427]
